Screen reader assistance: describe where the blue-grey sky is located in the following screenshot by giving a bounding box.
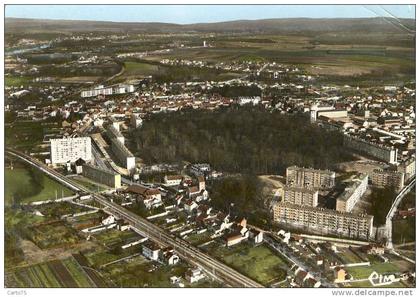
[5,5,415,24]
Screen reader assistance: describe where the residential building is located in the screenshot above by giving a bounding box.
[126,185,162,209]
[272,202,373,240]
[343,134,398,164]
[164,175,183,186]
[131,113,143,128]
[397,158,415,182]
[370,169,405,191]
[185,268,205,283]
[286,166,335,189]
[336,174,368,212]
[142,241,160,261]
[82,163,121,189]
[106,124,124,145]
[284,186,318,207]
[110,137,136,171]
[50,137,92,164]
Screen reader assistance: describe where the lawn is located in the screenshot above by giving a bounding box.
[346,262,400,280]
[208,242,289,286]
[124,61,160,77]
[344,280,406,288]
[5,164,74,206]
[337,248,365,264]
[70,176,108,192]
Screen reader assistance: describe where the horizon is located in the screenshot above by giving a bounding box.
[5,5,415,25]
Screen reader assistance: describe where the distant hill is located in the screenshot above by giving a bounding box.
[5,17,415,34]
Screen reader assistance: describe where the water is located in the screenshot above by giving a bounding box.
[5,43,51,56]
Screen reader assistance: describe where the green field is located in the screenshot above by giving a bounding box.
[70,176,108,192]
[5,164,74,206]
[207,242,289,286]
[344,280,406,288]
[5,76,31,87]
[346,262,400,280]
[124,61,160,76]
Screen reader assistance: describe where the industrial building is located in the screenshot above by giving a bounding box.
[284,187,319,207]
[370,169,404,191]
[272,202,373,240]
[50,137,92,164]
[343,134,398,164]
[336,174,368,212]
[286,166,336,189]
[82,164,121,189]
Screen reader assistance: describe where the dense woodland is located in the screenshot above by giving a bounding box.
[209,175,270,226]
[133,107,355,175]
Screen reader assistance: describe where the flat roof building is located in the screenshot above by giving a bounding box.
[336,174,368,213]
[50,137,92,164]
[272,202,373,240]
[284,186,318,207]
[286,166,335,189]
[82,164,121,189]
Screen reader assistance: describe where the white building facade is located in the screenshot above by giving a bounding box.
[50,137,92,164]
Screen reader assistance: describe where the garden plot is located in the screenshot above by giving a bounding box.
[25,220,80,249]
[9,256,95,288]
[33,201,92,219]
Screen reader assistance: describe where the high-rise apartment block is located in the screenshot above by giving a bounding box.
[286,166,335,189]
[284,187,318,207]
[336,174,368,212]
[50,137,92,164]
[272,202,373,240]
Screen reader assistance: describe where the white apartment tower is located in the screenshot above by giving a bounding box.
[50,137,92,164]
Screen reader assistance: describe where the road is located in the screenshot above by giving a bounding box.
[384,177,416,249]
[6,148,263,288]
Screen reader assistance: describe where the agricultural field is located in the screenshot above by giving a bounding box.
[5,162,74,206]
[5,120,59,150]
[204,242,289,286]
[6,256,95,288]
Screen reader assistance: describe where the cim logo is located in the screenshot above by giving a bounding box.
[368,271,397,286]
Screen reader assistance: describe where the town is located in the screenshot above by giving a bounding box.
[4,8,416,290]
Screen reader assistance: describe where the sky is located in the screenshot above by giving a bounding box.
[5,5,415,24]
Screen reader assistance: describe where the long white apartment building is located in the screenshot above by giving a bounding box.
[81,84,135,98]
[336,174,368,212]
[50,137,92,164]
[110,137,136,171]
[106,124,125,145]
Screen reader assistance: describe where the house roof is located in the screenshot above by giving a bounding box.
[126,185,160,196]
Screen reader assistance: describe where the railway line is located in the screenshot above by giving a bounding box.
[6,148,264,288]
